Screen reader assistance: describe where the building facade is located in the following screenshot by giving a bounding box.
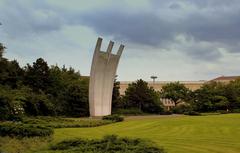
[120,80,206,110]
[119,80,206,95]
[119,76,240,110]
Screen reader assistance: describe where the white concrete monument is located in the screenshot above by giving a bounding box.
[89,37,124,117]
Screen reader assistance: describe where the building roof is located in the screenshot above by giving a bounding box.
[211,76,240,81]
[120,81,206,85]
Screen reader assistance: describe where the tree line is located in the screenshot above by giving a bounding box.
[159,80,240,113]
[0,43,89,120]
[1,42,240,120]
[0,43,164,120]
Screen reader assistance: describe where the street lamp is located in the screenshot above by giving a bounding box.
[151,76,157,84]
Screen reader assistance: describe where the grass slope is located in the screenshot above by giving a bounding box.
[54,114,240,153]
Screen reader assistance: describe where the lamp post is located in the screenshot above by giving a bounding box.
[151,76,157,84]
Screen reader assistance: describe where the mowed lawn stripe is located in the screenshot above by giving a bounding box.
[54,114,240,153]
[156,138,240,153]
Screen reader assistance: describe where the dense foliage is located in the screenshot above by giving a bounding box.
[0,44,89,119]
[1,43,165,119]
[112,108,144,115]
[183,111,201,116]
[190,81,240,112]
[49,135,165,153]
[161,82,191,105]
[161,80,240,113]
[1,41,240,119]
[121,79,164,114]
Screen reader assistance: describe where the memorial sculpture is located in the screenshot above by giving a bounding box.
[89,37,124,116]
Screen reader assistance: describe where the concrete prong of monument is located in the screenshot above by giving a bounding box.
[89,37,124,117]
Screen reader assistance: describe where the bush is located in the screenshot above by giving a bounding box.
[50,135,165,153]
[231,109,240,113]
[184,111,201,116]
[0,96,12,121]
[22,116,113,128]
[0,123,53,137]
[217,110,229,114]
[7,114,23,122]
[172,104,192,114]
[160,110,173,115]
[102,114,124,122]
[24,92,56,116]
[0,136,52,153]
[113,108,144,115]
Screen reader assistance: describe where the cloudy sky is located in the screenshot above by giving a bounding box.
[1,0,240,81]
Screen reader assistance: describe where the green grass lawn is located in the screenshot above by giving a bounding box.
[54,114,240,153]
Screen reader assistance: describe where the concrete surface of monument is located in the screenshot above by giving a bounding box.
[89,37,124,116]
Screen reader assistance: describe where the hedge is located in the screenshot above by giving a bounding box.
[102,114,124,122]
[0,122,53,137]
[50,135,165,153]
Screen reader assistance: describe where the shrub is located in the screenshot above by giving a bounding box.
[0,94,23,122]
[160,110,173,115]
[231,109,240,113]
[113,108,144,115]
[0,96,12,121]
[184,111,201,116]
[172,104,192,114]
[50,135,165,153]
[0,123,53,137]
[7,114,23,122]
[23,92,56,116]
[217,110,229,114]
[0,136,52,153]
[22,116,113,128]
[102,114,124,122]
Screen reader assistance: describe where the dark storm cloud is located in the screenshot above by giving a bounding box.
[81,11,179,46]
[151,0,240,9]
[1,0,240,61]
[184,11,240,44]
[79,0,240,60]
[81,5,240,46]
[169,3,181,9]
[183,44,222,61]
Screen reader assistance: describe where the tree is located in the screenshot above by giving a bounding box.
[0,43,6,58]
[0,93,12,120]
[191,82,219,112]
[112,76,121,110]
[0,47,24,88]
[63,80,89,117]
[0,47,91,117]
[2,60,23,88]
[223,79,240,109]
[46,65,89,116]
[161,82,190,105]
[213,96,230,111]
[190,81,231,112]
[0,43,23,88]
[123,79,164,114]
[24,58,50,92]
[47,65,65,96]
